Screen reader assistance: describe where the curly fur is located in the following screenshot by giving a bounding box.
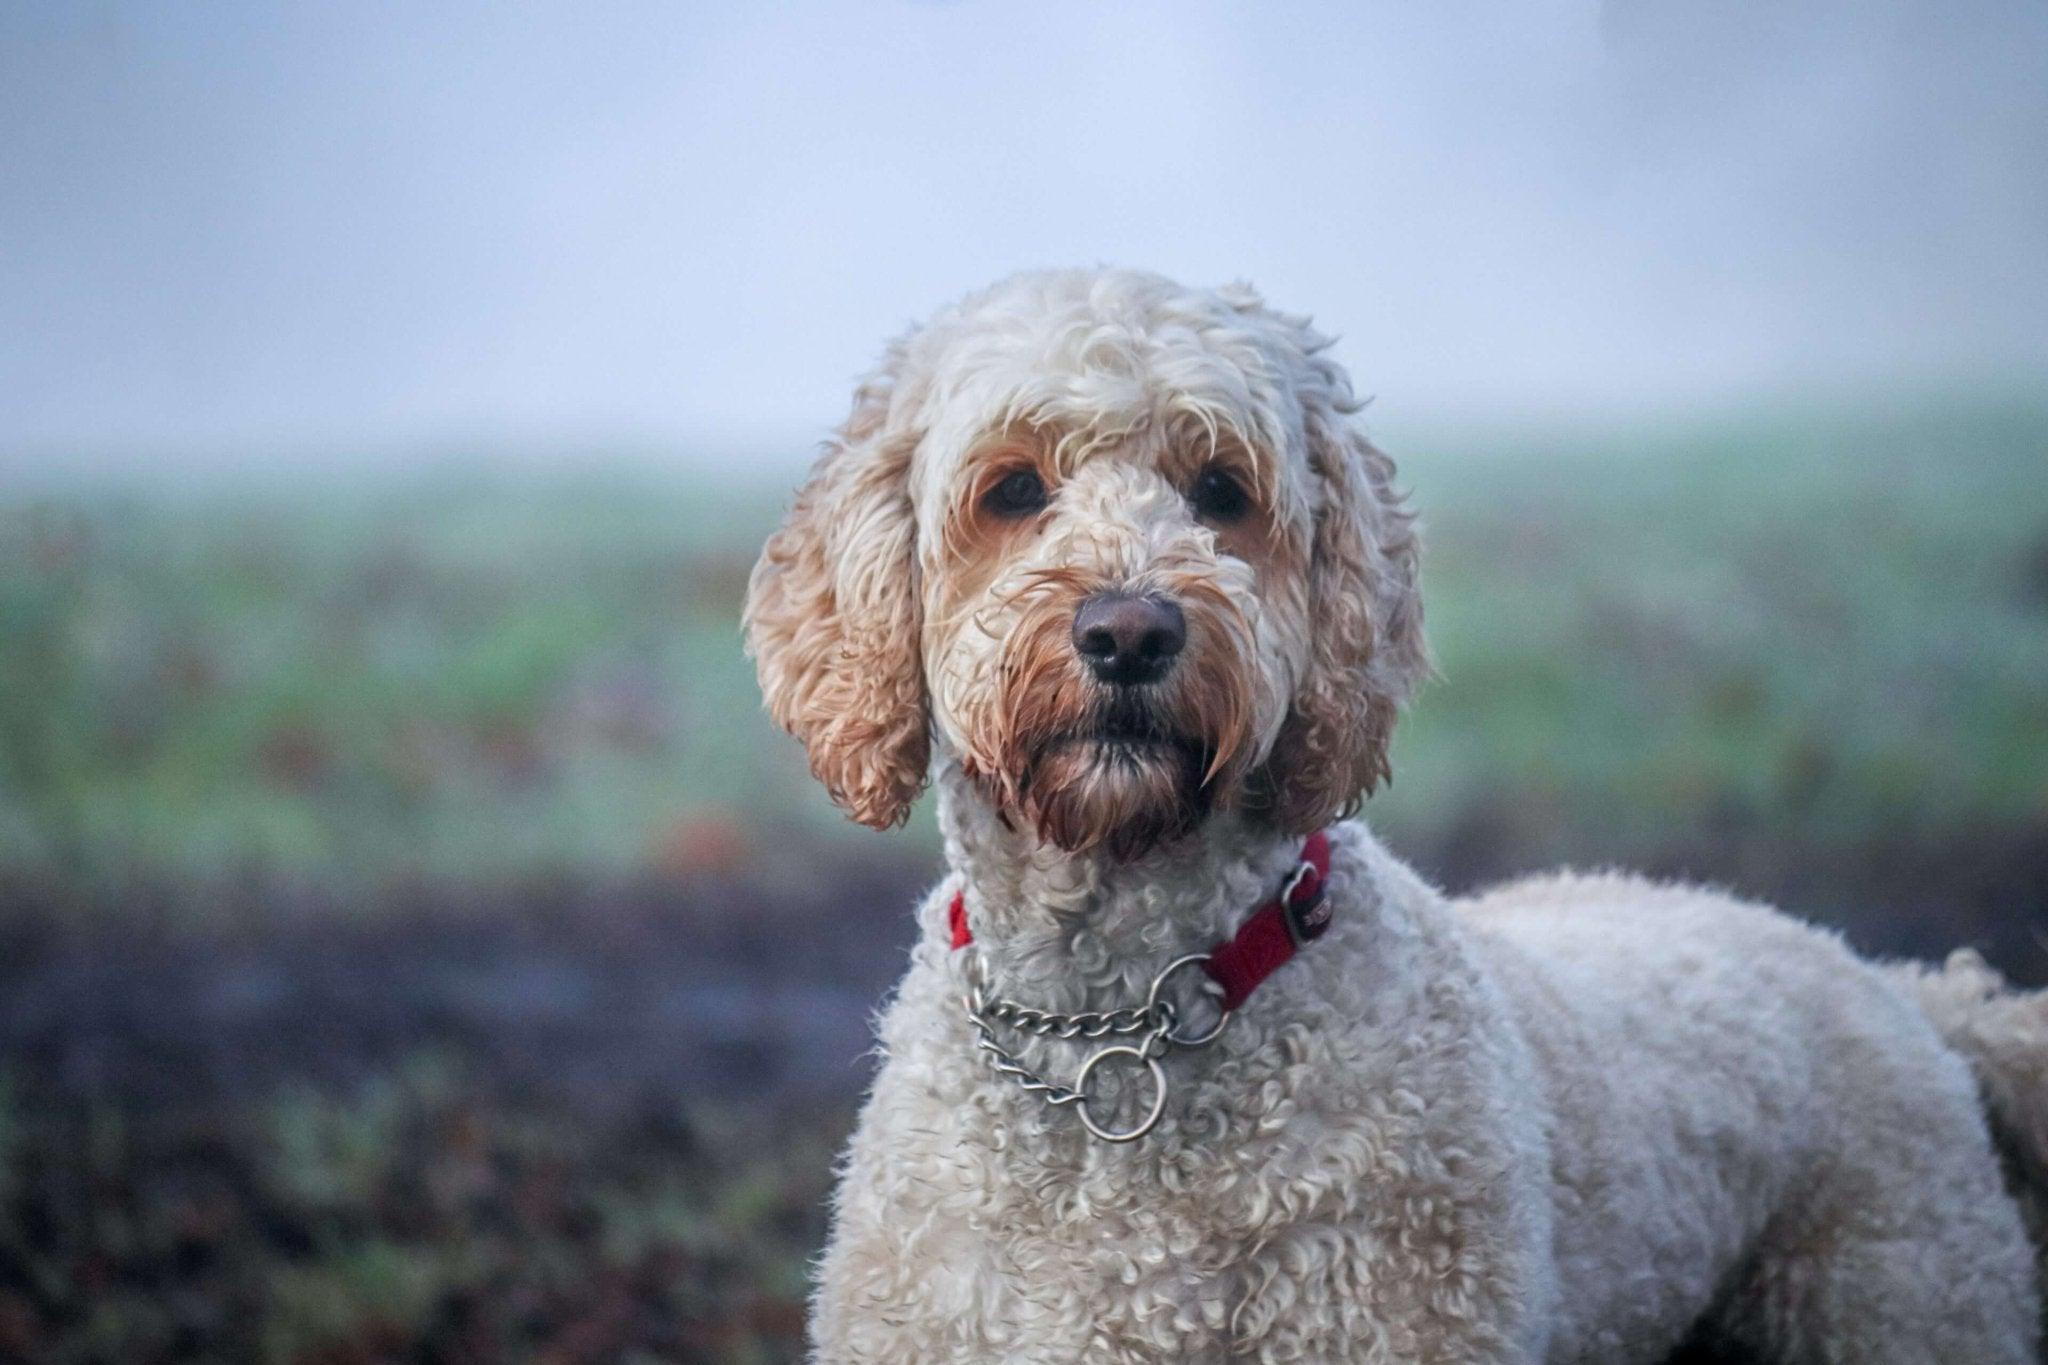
[745,268,2047,1362]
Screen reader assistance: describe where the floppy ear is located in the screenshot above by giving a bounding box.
[1252,414,1429,833]
[743,365,930,829]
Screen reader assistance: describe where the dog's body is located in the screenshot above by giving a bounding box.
[746,269,2048,1361]
[816,786,2037,1362]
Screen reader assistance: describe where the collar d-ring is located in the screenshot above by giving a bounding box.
[1146,953,1232,1048]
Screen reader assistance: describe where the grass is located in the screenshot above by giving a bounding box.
[0,471,809,895]
[3,391,2044,903]
[1374,392,2048,862]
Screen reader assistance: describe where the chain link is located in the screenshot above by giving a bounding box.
[962,950,1231,1142]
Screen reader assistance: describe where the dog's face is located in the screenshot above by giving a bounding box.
[745,270,1426,860]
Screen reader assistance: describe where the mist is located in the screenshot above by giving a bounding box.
[3,0,2043,478]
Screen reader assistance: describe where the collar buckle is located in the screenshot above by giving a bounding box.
[1280,859,1331,947]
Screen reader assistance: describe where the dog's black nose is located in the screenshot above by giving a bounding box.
[1072,592,1186,686]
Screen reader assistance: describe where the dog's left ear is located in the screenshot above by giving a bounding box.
[743,359,930,830]
[1251,412,1429,833]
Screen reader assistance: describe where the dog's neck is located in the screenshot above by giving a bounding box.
[933,761,1329,1012]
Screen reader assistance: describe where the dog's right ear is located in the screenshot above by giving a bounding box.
[743,359,930,829]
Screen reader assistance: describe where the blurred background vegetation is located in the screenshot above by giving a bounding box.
[6,2,2047,1360]
[8,393,2048,906]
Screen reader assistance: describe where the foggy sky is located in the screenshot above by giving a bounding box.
[3,1,2043,477]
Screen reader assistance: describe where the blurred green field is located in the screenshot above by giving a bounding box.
[1388,393,2048,859]
[5,391,2045,901]
[1,471,796,894]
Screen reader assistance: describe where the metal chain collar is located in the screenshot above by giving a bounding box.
[962,950,1234,1143]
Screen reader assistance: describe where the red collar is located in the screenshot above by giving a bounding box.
[947,830,1334,1012]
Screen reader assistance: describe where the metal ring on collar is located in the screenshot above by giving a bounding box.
[1074,1045,1168,1143]
[1145,953,1234,1048]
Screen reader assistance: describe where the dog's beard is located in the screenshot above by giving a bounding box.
[1020,692,1216,861]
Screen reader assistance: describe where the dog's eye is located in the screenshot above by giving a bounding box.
[1188,467,1250,523]
[983,469,1048,520]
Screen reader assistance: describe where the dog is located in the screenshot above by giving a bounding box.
[744,268,2048,1362]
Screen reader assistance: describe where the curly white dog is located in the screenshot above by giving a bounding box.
[745,268,2048,1363]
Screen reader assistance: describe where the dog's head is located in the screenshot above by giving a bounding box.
[745,269,1427,860]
